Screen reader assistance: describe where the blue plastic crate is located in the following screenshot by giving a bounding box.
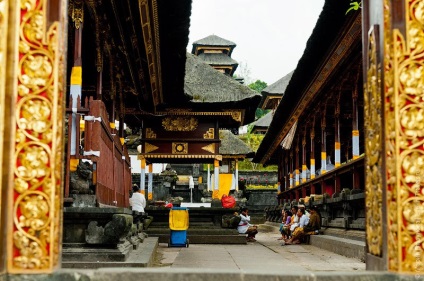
[170,230,187,246]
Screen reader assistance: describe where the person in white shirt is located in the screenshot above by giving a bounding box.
[237,207,258,242]
[130,184,146,213]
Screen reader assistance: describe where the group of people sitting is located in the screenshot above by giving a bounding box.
[236,205,320,244]
[278,205,321,245]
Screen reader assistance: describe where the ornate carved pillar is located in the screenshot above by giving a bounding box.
[1,0,67,273]
[364,0,424,274]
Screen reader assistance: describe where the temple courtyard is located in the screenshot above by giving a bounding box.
[153,223,365,273]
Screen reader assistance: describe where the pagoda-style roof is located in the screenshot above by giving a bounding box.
[254,0,362,164]
[219,130,253,157]
[250,111,273,134]
[183,53,261,125]
[196,53,238,67]
[191,35,237,56]
[258,71,294,109]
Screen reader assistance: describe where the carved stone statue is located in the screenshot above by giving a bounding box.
[70,161,94,194]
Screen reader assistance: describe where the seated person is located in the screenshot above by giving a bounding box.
[237,207,258,242]
[129,184,146,224]
[278,210,292,240]
[284,206,299,239]
[286,206,320,245]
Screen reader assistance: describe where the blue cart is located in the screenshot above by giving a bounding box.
[168,207,189,247]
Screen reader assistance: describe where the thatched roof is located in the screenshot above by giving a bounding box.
[185,53,260,103]
[263,71,294,95]
[219,130,253,156]
[197,53,238,66]
[192,35,236,48]
[251,111,273,133]
[184,53,261,124]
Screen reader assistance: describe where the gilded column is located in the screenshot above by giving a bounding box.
[364,0,424,274]
[385,0,424,273]
[4,0,67,273]
[0,0,9,273]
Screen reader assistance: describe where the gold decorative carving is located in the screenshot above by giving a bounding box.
[139,0,162,106]
[231,111,241,122]
[203,128,214,139]
[145,128,156,139]
[0,0,7,254]
[384,0,424,273]
[6,0,65,273]
[172,142,188,154]
[71,0,83,29]
[364,25,383,257]
[201,143,215,154]
[162,117,198,131]
[144,143,159,153]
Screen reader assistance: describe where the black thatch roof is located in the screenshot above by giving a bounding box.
[251,111,273,132]
[258,71,293,109]
[219,130,253,156]
[254,0,359,163]
[262,71,294,95]
[197,53,238,66]
[192,34,236,48]
[184,53,261,124]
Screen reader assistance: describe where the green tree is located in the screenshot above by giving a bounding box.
[248,80,267,93]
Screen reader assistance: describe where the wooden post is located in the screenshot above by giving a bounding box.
[295,137,300,186]
[335,93,341,168]
[148,163,153,200]
[302,130,307,183]
[321,108,327,174]
[310,118,316,179]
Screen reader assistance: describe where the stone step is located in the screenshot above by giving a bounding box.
[310,235,366,262]
[61,237,158,269]
[263,221,365,261]
[150,233,247,244]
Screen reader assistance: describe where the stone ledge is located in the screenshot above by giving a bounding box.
[310,235,366,261]
[0,269,412,281]
[62,237,158,269]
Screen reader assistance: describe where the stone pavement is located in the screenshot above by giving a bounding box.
[154,224,365,274]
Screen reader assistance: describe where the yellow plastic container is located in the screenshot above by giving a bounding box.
[169,207,189,231]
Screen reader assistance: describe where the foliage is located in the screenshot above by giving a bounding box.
[245,184,278,190]
[346,1,361,15]
[254,108,270,121]
[237,133,278,171]
[248,80,267,93]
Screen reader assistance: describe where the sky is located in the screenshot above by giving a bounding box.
[188,0,326,85]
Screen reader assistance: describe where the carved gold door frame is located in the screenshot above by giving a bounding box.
[0,0,67,273]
